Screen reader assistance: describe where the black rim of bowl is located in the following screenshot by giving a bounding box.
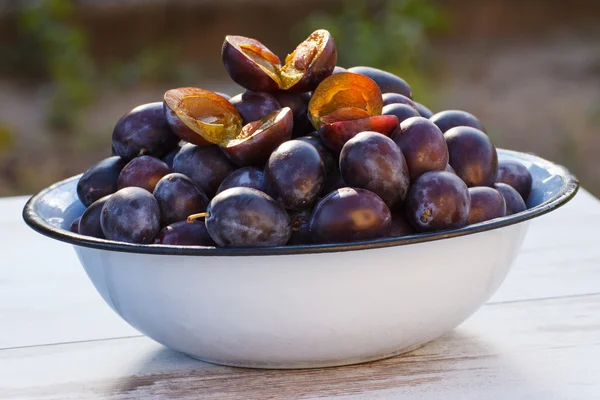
[22,149,579,257]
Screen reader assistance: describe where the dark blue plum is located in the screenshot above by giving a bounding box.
[173,144,236,198]
[77,156,127,207]
[382,103,420,124]
[153,173,209,226]
[494,183,527,215]
[112,102,180,160]
[154,221,216,246]
[340,131,410,209]
[229,90,281,125]
[467,187,507,225]
[430,110,486,133]
[347,66,412,98]
[310,188,392,244]
[100,187,161,244]
[496,160,532,201]
[217,167,265,194]
[117,155,171,193]
[79,195,111,239]
[204,187,291,247]
[264,140,325,210]
[405,171,471,232]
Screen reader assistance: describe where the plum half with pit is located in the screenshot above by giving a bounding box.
[405,171,471,232]
[200,187,291,248]
[164,88,242,146]
[340,131,410,209]
[222,30,337,92]
[221,108,293,167]
[264,140,325,210]
[308,72,383,130]
[310,187,392,244]
[112,102,180,160]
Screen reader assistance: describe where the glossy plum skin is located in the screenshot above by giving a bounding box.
[496,160,532,201]
[173,144,236,198]
[205,187,291,247]
[229,91,281,125]
[467,187,507,225]
[382,93,417,109]
[78,195,111,239]
[296,135,335,173]
[153,173,209,226]
[430,110,486,133]
[332,66,347,74]
[405,171,471,232]
[264,140,325,210]
[287,208,313,245]
[270,91,313,137]
[415,102,434,119]
[117,156,171,193]
[347,66,412,98]
[221,108,293,167]
[389,210,415,237]
[153,221,216,246]
[100,187,161,244]
[77,156,127,207]
[445,126,498,187]
[340,131,410,209]
[310,187,392,244]
[319,115,399,153]
[494,183,527,215]
[392,117,448,181]
[69,217,81,233]
[382,103,420,124]
[112,102,180,160]
[217,167,265,194]
[221,35,281,92]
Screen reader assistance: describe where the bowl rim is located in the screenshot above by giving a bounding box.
[22,149,579,257]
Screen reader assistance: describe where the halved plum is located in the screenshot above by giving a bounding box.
[279,29,337,92]
[308,72,383,130]
[164,88,243,146]
[221,107,293,167]
[221,35,281,92]
[222,30,337,93]
[319,115,398,153]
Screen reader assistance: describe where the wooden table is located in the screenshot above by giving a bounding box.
[1,190,599,400]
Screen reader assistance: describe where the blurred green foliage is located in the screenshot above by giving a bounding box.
[299,0,446,101]
[18,0,95,131]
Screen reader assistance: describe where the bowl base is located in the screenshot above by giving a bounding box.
[184,341,430,370]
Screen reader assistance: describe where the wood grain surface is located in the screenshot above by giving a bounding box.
[1,190,599,399]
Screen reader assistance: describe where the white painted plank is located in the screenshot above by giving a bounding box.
[0,293,598,399]
[1,190,598,349]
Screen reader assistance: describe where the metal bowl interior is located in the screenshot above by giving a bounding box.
[23,149,579,256]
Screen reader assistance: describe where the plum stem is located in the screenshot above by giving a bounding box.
[187,212,210,223]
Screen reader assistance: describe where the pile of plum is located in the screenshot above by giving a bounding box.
[70,29,533,248]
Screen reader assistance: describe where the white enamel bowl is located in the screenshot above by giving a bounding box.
[23,149,578,369]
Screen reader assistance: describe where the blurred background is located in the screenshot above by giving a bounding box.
[0,0,599,197]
